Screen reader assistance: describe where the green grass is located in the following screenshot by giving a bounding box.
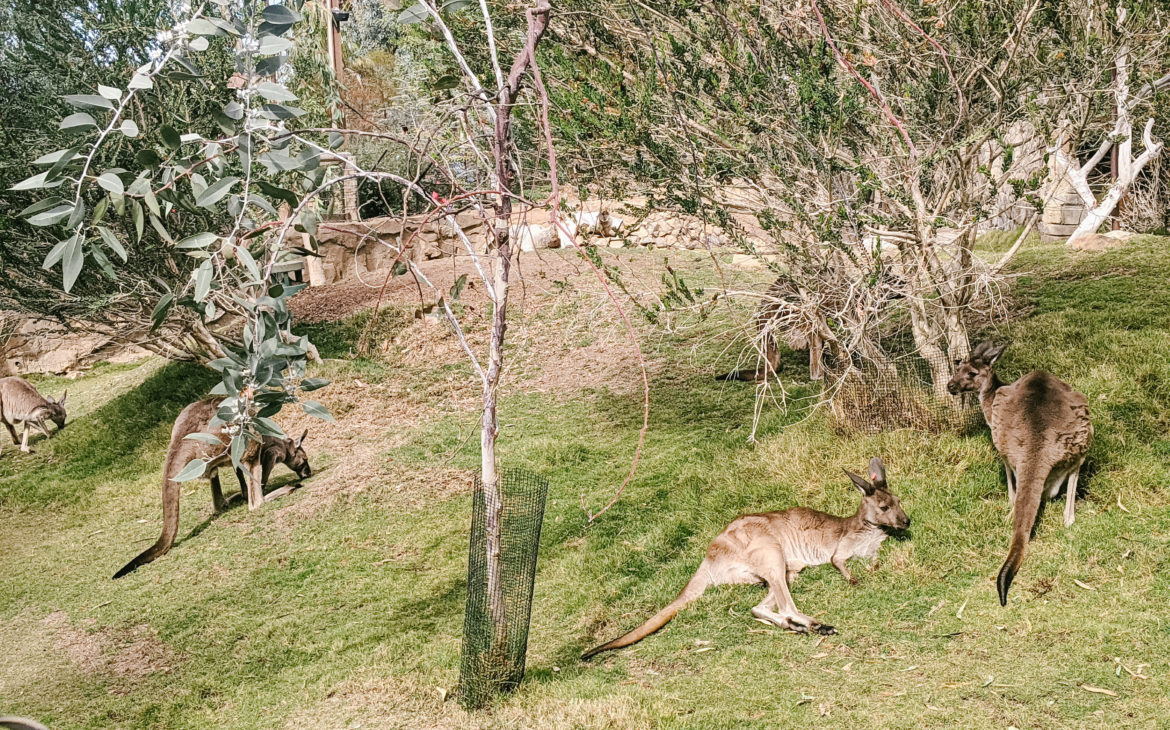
[3,240,1170,728]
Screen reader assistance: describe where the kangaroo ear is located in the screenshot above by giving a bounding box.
[297,428,308,448]
[59,390,67,407]
[867,457,887,488]
[983,342,1007,366]
[844,469,875,496]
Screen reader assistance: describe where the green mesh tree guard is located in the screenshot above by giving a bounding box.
[458,468,549,710]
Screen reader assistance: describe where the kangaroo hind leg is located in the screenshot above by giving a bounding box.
[1064,457,1085,527]
[210,470,229,512]
[747,544,835,635]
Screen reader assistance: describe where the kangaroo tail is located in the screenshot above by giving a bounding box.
[715,368,764,382]
[997,462,1047,606]
[113,447,185,579]
[582,564,712,660]
[718,332,780,382]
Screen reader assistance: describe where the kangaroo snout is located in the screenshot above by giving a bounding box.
[946,381,959,395]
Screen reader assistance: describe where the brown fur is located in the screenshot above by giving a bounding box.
[112,397,311,579]
[0,376,67,454]
[716,277,809,383]
[948,342,1093,605]
[582,458,909,659]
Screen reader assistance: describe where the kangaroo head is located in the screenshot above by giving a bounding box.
[283,428,312,479]
[845,457,910,530]
[947,341,1006,395]
[46,390,67,430]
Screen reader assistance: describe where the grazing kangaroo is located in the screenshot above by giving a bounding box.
[947,342,1093,606]
[716,276,814,383]
[582,458,909,659]
[113,397,312,579]
[0,376,67,454]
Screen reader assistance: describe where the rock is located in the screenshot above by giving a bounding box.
[1102,229,1137,242]
[730,253,763,269]
[1069,233,1125,251]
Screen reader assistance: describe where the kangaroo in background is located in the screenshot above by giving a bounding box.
[582,458,909,659]
[0,376,67,454]
[716,276,808,383]
[113,397,312,579]
[948,341,1093,606]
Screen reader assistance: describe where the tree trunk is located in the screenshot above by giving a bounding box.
[478,0,551,646]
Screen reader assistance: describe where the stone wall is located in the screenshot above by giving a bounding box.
[0,315,149,376]
[314,212,485,284]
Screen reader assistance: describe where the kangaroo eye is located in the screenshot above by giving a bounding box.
[880,505,889,511]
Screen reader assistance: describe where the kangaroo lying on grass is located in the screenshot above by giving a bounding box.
[0,377,66,454]
[113,397,312,579]
[582,458,909,659]
[947,342,1093,606]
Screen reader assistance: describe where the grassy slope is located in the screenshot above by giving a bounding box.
[2,239,1169,728]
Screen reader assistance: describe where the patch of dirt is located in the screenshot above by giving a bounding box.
[42,610,176,693]
[290,252,594,324]
[267,377,434,523]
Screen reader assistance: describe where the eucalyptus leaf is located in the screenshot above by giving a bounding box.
[173,458,208,482]
[261,4,302,24]
[151,290,174,330]
[10,171,51,191]
[43,233,77,269]
[253,416,285,437]
[32,149,76,166]
[257,34,294,55]
[301,400,334,421]
[254,82,297,102]
[193,259,213,301]
[64,94,114,111]
[398,3,429,24]
[229,435,246,469]
[28,204,74,227]
[177,232,219,249]
[195,176,240,207]
[62,234,83,292]
[59,112,97,132]
[97,172,124,196]
[96,226,128,261]
[184,433,225,445]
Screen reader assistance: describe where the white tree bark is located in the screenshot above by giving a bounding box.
[1065,118,1164,244]
[1058,38,1166,245]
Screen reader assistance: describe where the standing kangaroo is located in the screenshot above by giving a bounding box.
[582,458,909,659]
[947,341,1093,606]
[716,276,811,383]
[113,397,312,579]
[0,377,67,454]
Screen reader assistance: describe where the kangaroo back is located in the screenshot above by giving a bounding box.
[997,460,1048,605]
[0,377,55,422]
[582,562,712,659]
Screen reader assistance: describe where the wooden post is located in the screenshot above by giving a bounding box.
[303,232,327,286]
